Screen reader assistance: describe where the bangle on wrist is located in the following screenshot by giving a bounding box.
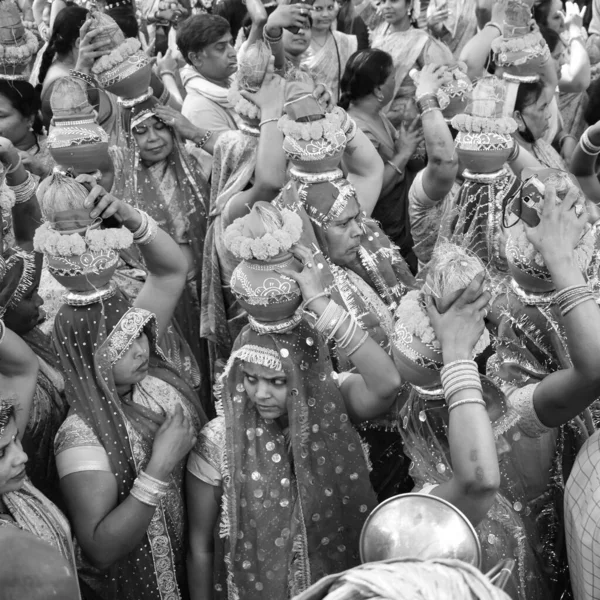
[7,171,36,204]
[263,26,283,44]
[301,291,330,312]
[194,129,213,149]
[159,70,176,79]
[485,21,502,35]
[580,128,600,155]
[259,117,279,128]
[69,69,95,87]
[6,157,22,174]
[387,160,404,177]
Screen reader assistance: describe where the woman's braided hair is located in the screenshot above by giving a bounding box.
[36,5,88,91]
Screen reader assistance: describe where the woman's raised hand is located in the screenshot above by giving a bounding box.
[425,271,490,361]
[78,174,141,228]
[561,1,586,31]
[414,63,452,99]
[267,2,310,32]
[524,184,587,265]
[149,404,197,480]
[277,243,328,307]
[75,20,113,74]
[240,58,286,115]
[154,105,197,141]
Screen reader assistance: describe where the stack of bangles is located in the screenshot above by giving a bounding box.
[130,470,170,507]
[554,284,595,317]
[580,128,600,156]
[7,171,37,204]
[440,359,485,413]
[416,92,440,117]
[311,299,369,357]
[263,27,282,44]
[132,210,158,246]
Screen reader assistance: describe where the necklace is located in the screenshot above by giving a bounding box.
[312,30,329,49]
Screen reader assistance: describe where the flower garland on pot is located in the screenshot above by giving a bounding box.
[224,206,303,261]
[33,221,134,257]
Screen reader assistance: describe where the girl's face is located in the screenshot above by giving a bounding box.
[242,362,289,420]
[112,333,150,390]
[517,86,553,142]
[0,417,28,495]
[132,117,174,165]
[551,40,566,80]
[545,0,565,33]
[311,0,337,32]
[380,0,410,25]
[0,93,32,149]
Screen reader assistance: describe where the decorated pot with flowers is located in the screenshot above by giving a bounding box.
[34,220,133,293]
[225,202,305,328]
[88,11,151,99]
[451,76,517,174]
[0,2,40,79]
[48,77,110,173]
[393,244,491,386]
[279,82,353,174]
[439,63,473,122]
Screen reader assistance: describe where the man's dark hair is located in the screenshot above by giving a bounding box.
[177,14,231,64]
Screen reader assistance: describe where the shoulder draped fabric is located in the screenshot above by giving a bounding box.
[53,292,207,599]
[487,286,593,598]
[214,321,377,598]
[301,31,358,102]
[400,379,546,600]
[2,478,77,575]
[201,130,259,361]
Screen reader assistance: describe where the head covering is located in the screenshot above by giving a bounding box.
[216,319,377,599]
[0,3,38,81]
[54,292,205,596]
[47,77,110,174]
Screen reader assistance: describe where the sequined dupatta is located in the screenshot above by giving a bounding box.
[54,294,206,599]
[3,479,76,573]
[218,322,376,599]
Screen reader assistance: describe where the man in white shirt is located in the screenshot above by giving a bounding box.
[177,14,239,135]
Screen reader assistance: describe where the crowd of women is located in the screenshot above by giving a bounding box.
[3,0,600,597]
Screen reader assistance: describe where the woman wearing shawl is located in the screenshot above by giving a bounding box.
[0,320,78,592]
[52,190,207,599]
[300,0,357,101]
[486,183,600,598]
[392,244,548,600]
[187,205,403,599]
[371,0,453,128]
[114,95,212,409]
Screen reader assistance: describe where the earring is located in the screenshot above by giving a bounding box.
[374,92,384,102]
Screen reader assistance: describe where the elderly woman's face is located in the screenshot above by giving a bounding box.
[323,196,364,267]
[0,417,28,496]
[132,117,174,165]
[0,93,31,149]
[242,362,289,420]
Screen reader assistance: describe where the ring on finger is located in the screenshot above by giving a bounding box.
[574,204,585,217]
[306,262,314,269]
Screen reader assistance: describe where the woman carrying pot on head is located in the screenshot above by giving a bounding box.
[186,203,405,599]
[52,187,207,599]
